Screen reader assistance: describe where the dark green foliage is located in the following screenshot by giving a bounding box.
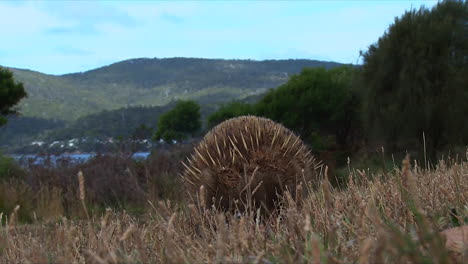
[256,66,361,149]
[0,67,27,125]
[0,152,25,180]
[207,101,256,128]
[361,0,468,154]
[154,100,201,142]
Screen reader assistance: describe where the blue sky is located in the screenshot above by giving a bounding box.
[0,0,438,75]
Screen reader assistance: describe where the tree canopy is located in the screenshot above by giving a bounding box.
[0,67,27,126]
[361,0,468,153]
[153,100,201,142]
[256,66,360,149]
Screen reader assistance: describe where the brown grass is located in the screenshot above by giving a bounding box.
[0,152,466,263]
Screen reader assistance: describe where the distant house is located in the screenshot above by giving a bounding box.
[50,141,61,147]
[31,141,45,146]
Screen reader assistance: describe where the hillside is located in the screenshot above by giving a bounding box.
[7,58,343,121]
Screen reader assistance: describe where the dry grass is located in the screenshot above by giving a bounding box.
[0,154,467,263]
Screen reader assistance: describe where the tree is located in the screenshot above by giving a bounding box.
[0,67,27,126]
[361,0,468,154]
[255,66,361,149]
[207,101,256,128]
[153,100,201,142]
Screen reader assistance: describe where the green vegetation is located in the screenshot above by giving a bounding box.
[0,68,27,179]
[0,152,25,180]
[256,66,360,150]
[154,100,202,142]
[0,67,27,126]
[361,0,468,155]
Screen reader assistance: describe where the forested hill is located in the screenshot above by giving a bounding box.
[7,58,343,121]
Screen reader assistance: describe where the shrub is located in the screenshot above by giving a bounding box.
[0,153,25,181]
[255,66,361,149]
[153,100,201,142]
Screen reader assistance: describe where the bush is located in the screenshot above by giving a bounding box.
[154,100,201,142]
[0,153,25,181]
[256,66,361,149]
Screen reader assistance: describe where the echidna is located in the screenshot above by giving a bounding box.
[182,116,320,212]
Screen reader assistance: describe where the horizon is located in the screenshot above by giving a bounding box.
[4,56,349,76]
[1,1,438,75]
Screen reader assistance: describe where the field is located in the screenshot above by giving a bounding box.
[0,147,467,264]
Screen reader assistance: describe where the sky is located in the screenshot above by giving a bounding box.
[0,0,439,75]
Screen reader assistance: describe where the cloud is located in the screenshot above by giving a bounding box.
[46,25,99,35]
[160,12,185,24]
[39,2,138,36]
[40,2,138,27]
[54,46,93,56]
[0,2,60,35]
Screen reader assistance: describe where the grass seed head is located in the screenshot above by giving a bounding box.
[78,170,85,201]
